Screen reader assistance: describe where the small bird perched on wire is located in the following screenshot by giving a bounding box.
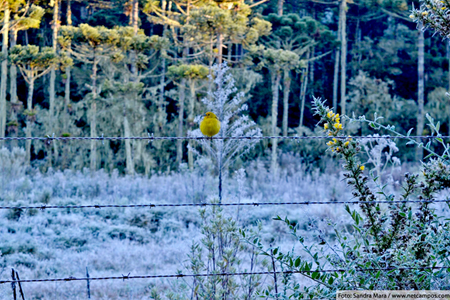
[200,112,221,138]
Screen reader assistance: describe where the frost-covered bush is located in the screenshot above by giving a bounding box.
[246,98,450,298]
[150,204,266,299]
[410,0,450,37]
[0,147,27,186]
[189,63,262,201]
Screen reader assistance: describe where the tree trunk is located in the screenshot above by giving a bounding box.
[132,0,139,33]
[177,79,186,165]
[217,32,223,64]
[64,66,71,133]
[124,103,135,174]
[64,0,72,132]
[416,27,425,160]
[49,0,60,167]
[270,70,281,174]
[9,30,18,132]
[299,51,310,127]
[332,49,340,113]
[277,0,284,15]
[188,81,196,170]
[67,0,72,25]
[8,30,18,147]
[158,57,166,135]
[130,0,139,77]
[90,100,97,170]
[282,68,291,136]
[355,17,362,71]
[26,78,35,164]
[177,46,188,166]
[62,0,72,169]
[123,0,139,175]
[124,113,134,175]
[339,0,347,115]
[49,0,59,122]
[0,5,10,138]
[157,0,168,137]
[333,5,342,113]
[90,59,98,171]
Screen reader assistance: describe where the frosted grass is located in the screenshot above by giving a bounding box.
[3,147,447,298]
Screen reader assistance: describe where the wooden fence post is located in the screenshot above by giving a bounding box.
[11,268,17,300]
[15,270,26,300]
[86,267,91,299]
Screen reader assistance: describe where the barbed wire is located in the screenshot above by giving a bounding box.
[0,199,448,210]
[1,266,448,285]
[0,135,449,142]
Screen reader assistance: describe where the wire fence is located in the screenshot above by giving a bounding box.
[1,266,449,285]
[0,199,449,210]
[1,134,450,294]
[0,134,449,141]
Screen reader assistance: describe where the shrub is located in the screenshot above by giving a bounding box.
[244,98,450,298]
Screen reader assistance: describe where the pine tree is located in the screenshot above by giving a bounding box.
[7,5,44,143]
[58,24,124,170]
[261,13,335,134]
[248,47,301,173]
[9,45,64,163]
[167,64,209,169]
[1,0,43,138]
[144,0,270,167]
[0,0,10,138]
[108,30,168,174]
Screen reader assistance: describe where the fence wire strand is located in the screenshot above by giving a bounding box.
[1,266,449,285]
[0,199,449,210]
[0,135,449,142]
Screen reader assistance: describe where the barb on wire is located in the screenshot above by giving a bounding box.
[45,133,55,146]
[1,135,450,141]
[0,199,448,210]
[0,266,449,285]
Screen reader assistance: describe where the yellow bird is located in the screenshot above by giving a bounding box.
[200,112,221,137]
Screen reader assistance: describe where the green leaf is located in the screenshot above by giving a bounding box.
[424,153,435,160]
[407,128,414,136]
[311,271,320,279]
[328,277,334,285]
[437,138,443,143]
[375,270,381,279]
[304,263,311,271]
[295,258,301,267]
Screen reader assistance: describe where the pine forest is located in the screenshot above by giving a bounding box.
[2,0,450,298]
